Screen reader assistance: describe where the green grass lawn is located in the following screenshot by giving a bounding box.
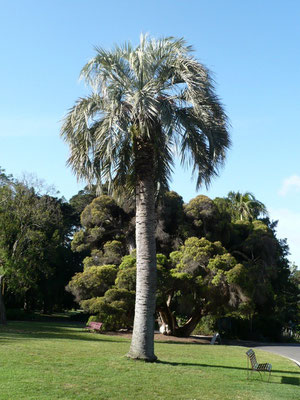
[0,321,299,400]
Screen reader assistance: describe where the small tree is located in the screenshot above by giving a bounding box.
[0,179,72,312]
[157,237,246,336]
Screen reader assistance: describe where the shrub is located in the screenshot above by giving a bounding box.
[193,315,217,336]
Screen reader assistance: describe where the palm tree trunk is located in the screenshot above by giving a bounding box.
[0,275,7,325]
[127,164,157,361]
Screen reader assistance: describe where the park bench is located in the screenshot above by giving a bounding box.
[85,321,103,333]
[246,349,272,381]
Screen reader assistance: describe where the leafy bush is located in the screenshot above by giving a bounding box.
[66,264,118,302]
[81,289,135,331]
[193,315,217,336]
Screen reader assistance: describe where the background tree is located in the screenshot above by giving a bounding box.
[71,195,130,256]
[68,249,136,331]
[0,167,13,324]
[0,167,12,186]
[184,195,220,240]
[0,173,81,314]
[67,190,298,340]
[0,184,61,309]
[155,191,186,254]
[0,273,6,325]
[61,35,230,360]
[227,191,268,221]
[157,237,246,336]
[68,185,99,228]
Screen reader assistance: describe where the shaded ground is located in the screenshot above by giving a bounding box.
[104,331,300,366]
[104,331,212,344]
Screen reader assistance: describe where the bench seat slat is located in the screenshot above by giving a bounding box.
[85,322,103,332]
[246,349,272,381]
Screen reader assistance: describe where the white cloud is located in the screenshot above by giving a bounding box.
[269,208,300,267]
[279,175,300,196]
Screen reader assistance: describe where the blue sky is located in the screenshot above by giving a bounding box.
[1,0,300,266]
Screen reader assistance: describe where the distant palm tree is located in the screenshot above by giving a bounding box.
[227,191,268,221]
[61,35,230,361]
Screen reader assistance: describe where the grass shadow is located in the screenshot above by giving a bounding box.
[0,332,126,343]
[156,360,300,375]
[0,322,127,343]
[281,376,300,386]
[157,340,210,345]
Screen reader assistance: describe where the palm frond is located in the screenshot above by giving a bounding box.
[62,35,230,195]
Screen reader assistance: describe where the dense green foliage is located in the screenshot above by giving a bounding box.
[67,190,299,340]
[0,168,81,316]
[0,167,298,339]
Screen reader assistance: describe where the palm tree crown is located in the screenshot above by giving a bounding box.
[227,191,268,221]
[61,35,230,194]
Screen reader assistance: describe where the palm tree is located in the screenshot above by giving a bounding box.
[227,191,268,221]
[61,35,230,361]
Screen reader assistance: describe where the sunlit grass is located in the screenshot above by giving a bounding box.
[0,321,299,399]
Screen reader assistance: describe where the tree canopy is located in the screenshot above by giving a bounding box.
[0,165,298,340]
[66,190,299,340]
[0,169,82,318]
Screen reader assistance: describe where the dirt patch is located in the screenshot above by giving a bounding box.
[104,331,212,344]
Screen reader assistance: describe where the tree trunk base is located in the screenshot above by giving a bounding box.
[0,276,7,325]
[126,351,157,362]
[158,309,202,338]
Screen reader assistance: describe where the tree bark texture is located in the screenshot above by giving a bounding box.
[127,153,157,361]
[174,313,202,337]
[0,275,7,325]
[158,305,202,337]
